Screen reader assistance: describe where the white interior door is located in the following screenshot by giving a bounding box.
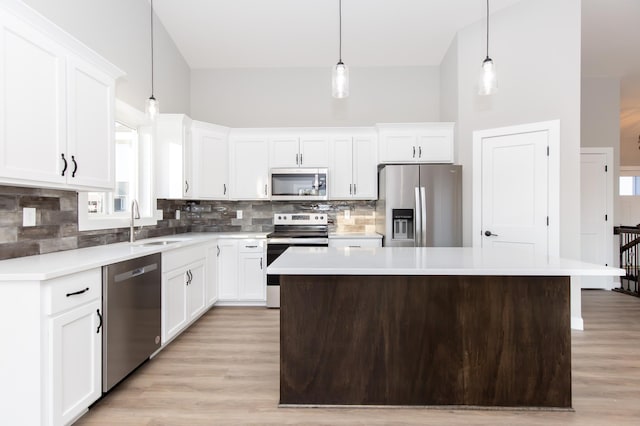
[580,149,614,289]
[473,121,560,258]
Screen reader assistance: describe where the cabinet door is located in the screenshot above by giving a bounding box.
[66,57,115,190]
[238,252,266,301]
[352,136,378,199]
[230,138,269,199]
[330,136,354,199]
[269,136,299,168]
[217,239,239,300]
[162,268,188,343]
[155,115,189,199]
[299,136,329,167]
[416,130,453,163]
[0,14,67,185]
[182,124,193,198]
[193,128,228,199]
[206,244,219,307]
[49,300,101,426]
[378,133,417,163]
[186,261,207,320]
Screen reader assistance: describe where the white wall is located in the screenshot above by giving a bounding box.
[191,66,440,127]
[581,77,620,226]
[452,0,582,326]
[23,0,191,114]
[620,75,640,166]
[440,35,459,163]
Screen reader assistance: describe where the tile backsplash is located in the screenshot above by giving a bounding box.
[0,185,376,261]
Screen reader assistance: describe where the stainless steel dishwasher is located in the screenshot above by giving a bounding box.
[102,253,161,392]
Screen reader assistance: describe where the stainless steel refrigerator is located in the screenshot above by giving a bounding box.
[376,164,462,247]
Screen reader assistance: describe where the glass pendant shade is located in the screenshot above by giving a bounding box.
[479,57,497,95]
[332,61,349,99]
[145,96,159,120]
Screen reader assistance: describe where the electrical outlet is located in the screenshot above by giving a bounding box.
[344,209,351,219]
[23,207,36,227]
[236,210,243,219]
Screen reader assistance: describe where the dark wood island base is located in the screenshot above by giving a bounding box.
[280,275,571,409]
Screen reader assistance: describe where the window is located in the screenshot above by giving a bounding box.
[78,101,158,231]
[620,167,640,196]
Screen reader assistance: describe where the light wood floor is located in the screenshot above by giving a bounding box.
[77,290,640,425]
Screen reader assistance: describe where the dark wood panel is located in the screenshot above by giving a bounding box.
[460,276,571,407]
[280,275,571,408]
[280,275,464,405]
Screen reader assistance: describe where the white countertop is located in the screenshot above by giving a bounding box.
[328,233,382,239]
[267,246,625,277]
[0,232,267,281]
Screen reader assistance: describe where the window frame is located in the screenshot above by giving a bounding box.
[78,100,159,231]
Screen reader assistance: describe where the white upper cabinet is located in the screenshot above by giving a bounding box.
[155,114,193,199]
[377,123,454,164]
[191,120,230,199]
[329,130,378,200]
[0,1,123,191]
[229,130,270,200]
[269,131,329,168]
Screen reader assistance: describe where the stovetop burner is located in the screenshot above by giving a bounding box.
[267,213,328,239]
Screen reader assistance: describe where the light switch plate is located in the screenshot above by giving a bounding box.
[344,209,351,219]
[23,207,36,227]
[236,210,243,219]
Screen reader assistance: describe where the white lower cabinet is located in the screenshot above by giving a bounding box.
[217,238,266,305]
[49,299,102,426]
[0,268,102,426]
[162,245,207,344]
[205,242,219,307]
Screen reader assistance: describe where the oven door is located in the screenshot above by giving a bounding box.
[266,238,328,308]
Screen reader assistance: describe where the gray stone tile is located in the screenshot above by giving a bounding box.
[39,237,77,254]
[18,225,59,240]
[0,212,21,227]
[19,196,60,210]
[40,210,77,225]
[0,227,17,244]
[0,241,40,261]
[0,195,17,210]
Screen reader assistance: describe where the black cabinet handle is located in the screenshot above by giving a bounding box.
[185,180,189,193]
[61,153,67,176]
[413,146,416,158]
[418,146,422,158]
[66,287,89,297]
[189,270,193,284]
[71,155,78,177]
[245,245,258,248]
[260,257,263,269]
[353,184,357,195]
[96,309,103,334]
[296,153,299,165]
[217,245,220,256]
[223,184,227,195]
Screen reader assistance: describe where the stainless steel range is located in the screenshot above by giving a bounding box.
[266,213,328,308]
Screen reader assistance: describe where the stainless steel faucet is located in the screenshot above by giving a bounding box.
[130,199,141,243]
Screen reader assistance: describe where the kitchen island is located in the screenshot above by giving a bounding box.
[267,247,623,409]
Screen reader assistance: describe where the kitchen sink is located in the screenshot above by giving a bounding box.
[134,238,188,247]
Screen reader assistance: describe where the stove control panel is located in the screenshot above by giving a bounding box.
[273,213,327,225]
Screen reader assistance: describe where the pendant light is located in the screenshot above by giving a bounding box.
[145,0,159,119]
[332,0,349,98]
[478,0,497,95]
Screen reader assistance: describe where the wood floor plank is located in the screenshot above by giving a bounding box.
[76,290,640,425]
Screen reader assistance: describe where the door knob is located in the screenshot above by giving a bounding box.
[484,230,498,237]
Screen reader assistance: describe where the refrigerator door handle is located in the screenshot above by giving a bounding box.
[420,186,427,247]
[414,187,422,246]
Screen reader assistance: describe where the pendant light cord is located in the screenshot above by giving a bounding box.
[150,0,155,97]
[339,0,342,63]
[485,0,490,59]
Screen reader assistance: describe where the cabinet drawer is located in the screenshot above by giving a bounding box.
[329,238,382,248]
[163,245,206,272]
[43,268,101,315]
[238,239,265,253]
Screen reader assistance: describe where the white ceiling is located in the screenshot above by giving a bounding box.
[152,0,523,69]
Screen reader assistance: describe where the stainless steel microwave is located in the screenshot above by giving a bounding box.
[270,168,328,201]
